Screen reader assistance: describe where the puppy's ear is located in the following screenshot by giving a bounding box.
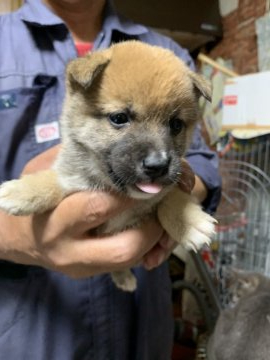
[67,52,111,89]
[189,72,212,102]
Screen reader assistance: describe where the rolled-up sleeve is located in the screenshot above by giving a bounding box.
[186,125,222,214]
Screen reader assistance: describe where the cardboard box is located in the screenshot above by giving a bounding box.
[222,71,270,131]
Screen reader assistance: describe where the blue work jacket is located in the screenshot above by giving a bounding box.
[0,1,221,359]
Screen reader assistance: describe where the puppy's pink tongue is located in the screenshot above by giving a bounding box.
[135,183,163,194]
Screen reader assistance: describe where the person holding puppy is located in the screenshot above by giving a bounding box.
[0,0,221,359]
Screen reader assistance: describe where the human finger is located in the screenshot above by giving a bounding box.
[33,190,135,239]
[46,218,164,277]
[142,235,177,270]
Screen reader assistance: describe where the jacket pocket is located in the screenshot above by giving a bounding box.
[0,75,61,181]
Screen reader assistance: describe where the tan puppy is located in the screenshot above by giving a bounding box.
[0,41,215,291]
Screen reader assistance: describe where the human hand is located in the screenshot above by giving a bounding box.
[0,191,165,277]
[0,146,165,277]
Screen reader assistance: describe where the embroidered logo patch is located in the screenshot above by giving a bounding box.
[35,121,60,143]
[0,93,17,110]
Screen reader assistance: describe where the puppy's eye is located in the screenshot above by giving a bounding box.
[169,117,185,135]
[109,113,130,128]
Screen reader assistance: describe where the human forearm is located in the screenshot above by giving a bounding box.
[0,210,38,265]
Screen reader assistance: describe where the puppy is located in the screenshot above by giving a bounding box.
[0,41,215,291]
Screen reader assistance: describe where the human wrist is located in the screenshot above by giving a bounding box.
[0,210,40,265]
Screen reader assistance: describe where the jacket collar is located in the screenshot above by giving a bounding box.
[19,0,148,37]
[19,0,63,26]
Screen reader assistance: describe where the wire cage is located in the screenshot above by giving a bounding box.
[210,132,270,306]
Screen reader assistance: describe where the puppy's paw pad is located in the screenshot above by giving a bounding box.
[111,271,137,292]
[0,180,35,215]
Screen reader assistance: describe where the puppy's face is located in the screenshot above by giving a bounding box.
[63,41,211,199]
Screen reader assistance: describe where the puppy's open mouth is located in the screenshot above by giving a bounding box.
[135,183,163,194]
[126,182,165,199]
[107,163,173,199]
[107,165,164,195]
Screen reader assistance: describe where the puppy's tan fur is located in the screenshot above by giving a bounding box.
[0,41,215,291]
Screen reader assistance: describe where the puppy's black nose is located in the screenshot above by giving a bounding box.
[142,152,170,178]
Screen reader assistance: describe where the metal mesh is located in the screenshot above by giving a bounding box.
[212,133,270,305]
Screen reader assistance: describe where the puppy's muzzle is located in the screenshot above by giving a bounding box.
[142,151,171,179]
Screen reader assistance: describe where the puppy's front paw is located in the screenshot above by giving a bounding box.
[111,270,137,292]
[0,170,65,216]
[0,179,36,215]
[158,188,217,252]
[181,209,217,251]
